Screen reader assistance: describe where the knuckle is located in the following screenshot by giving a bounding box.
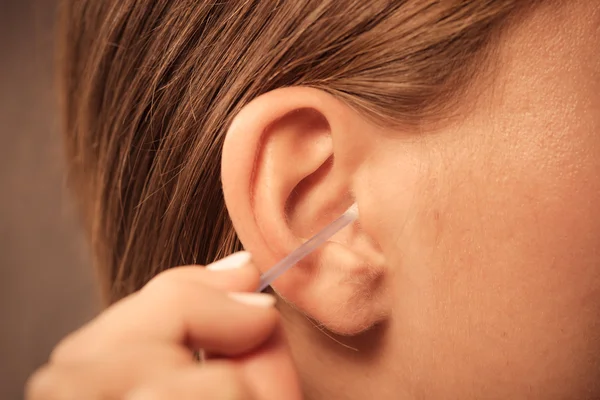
[25,366,60,400]
[141,268,210,307]
[48,323,107,364]
[143,269,186,297]
[49,334,80,364]
[145,267,181,286]
[143,267,192,293]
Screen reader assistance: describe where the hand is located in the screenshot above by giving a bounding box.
[26,252,302,399]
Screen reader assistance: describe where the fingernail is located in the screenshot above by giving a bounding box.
[206,252,252,271]
[229,292,276,308]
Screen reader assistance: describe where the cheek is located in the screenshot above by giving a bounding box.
[353,2,600,394]
[355,120,600,391]
[431,130,600,392]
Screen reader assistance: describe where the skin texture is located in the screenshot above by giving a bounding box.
[26,256,303,400]
[222,2,600,399]
[29,1,599,399]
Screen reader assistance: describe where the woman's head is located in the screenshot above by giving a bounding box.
[60,1,600,398]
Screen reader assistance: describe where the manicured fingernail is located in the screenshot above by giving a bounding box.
[229,292,276,307]
[206,252,252,271]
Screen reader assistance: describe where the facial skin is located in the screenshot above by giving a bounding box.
[222,2,600,399]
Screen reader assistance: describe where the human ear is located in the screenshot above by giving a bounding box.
[221,87,389,335]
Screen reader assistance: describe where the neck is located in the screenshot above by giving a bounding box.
[278,300,409,399]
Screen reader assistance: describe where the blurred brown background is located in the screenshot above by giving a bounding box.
[0,1,100,398]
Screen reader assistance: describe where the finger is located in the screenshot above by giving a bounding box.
[125,362,253,400]
[124,279,279,352]
[238,325,303,400]
[31,344,192,399]
[52,283,278,364]
[172,251,261,293]
[26,364,103,400]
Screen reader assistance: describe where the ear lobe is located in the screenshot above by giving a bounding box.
[222,87,389,335]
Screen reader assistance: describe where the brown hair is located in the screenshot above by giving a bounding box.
[58,0,534,304]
